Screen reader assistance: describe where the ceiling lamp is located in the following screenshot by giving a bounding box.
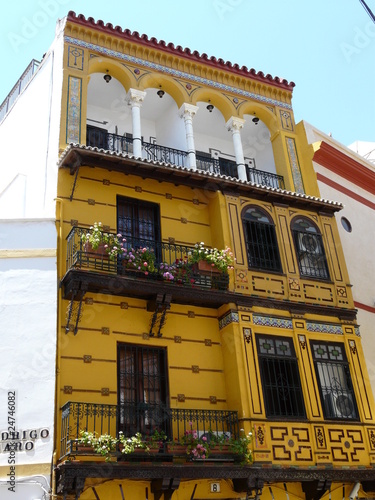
[103,70,112,83]
[206,104,214,112]
[252,117,259,125]
[157,89,165,98]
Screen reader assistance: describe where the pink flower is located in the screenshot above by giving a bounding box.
[143,262,148,267]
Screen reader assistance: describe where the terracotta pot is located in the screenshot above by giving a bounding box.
[167,443,187,456]
[84,242,108,259]
[194,260,221,273]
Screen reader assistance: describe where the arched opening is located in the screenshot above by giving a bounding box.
[291,217,329,279]
[242,205,282,272]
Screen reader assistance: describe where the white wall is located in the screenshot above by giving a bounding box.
[0,219,56,497]
[302,121,375,395]
[0,21,64,220]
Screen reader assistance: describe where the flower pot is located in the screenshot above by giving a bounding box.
[84,242,108,259]
[194,260,221,274]
[167,443,187,457]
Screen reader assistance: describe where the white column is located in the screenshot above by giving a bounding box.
[126,88,146,158]
[179,103,199,169]
[226,117,247,181]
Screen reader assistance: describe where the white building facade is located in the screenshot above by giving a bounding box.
[0,17,66,500]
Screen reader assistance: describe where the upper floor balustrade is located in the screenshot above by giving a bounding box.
[86,127,285,190]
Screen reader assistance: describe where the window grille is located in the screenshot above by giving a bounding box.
[292,217,329,279]
[311,341,358,420]
[256,335,305,418]
[242,207,282,272]
[117,344,169,436]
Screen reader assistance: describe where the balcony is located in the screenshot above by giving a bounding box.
[65,226,229,288]
[86,128,284,189]
[60,401,240,461]
[61,226,236,312]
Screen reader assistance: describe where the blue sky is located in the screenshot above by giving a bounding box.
[1,0,374,147]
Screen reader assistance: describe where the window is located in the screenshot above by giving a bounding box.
[341,216,352,233]
[311,341,358,420]
[117,196,161,250]
[256,335,305,418]
[117,344,169,436]
[242,206,282,272]
[291,217,329,279]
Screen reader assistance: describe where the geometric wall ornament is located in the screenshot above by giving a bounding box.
[288,278,300,291]
[254,424,267,449]
[306,322,343,335]
[336,286,347,298]
[285,137,304,194]
[243,328,252,344]
[279,110,293,131]
[253,314,293,329]
[66,76,82,144]
[298,334,307,350]
[219,310,239,330]
[68,45,84,70]
[314,426,326,449]
[236,268,248,283]
[348,339,357,355]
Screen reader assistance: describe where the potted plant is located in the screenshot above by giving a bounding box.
[78,430,118,462]
[118,431,148,454]
[81,222,126,260]
[122,246,157,275]
[179,422,209,460]
[145,429,167,452]
[228,430,253,464]
[189,242,234,274]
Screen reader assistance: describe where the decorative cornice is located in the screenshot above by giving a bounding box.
[66,11,295,92]
[58,145,344,214]
[65,35,293,111]
[313,141,375,196]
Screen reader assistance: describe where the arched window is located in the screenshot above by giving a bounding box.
[242,206,282,272]
[291,217,329,279]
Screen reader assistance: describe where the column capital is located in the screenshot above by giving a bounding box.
[179,103,199,119]
[126,88,147,107]
[226,116,245,132]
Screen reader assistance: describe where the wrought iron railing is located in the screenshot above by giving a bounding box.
[84,130,284,188]
[141,141,188,167]
[60,401,239,459]
[247,168,285,189]
[86,128,134,154]
[0,59,40,122]
[65,226,230,290]
[196,155,220,174]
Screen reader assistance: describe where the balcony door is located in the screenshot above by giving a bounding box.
[117,196,160,251]
[86,125,108,149]
[117,343,169,437]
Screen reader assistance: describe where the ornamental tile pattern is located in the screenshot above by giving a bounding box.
[252,315,293,329]
[286,137,304,194]
[306,322,343,335]
[65,36,293,110]
[219,310,239,330]
[66,76,81,144]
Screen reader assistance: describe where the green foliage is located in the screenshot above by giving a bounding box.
[78,430,118,461]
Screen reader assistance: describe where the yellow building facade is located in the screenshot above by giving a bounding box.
[54,12,375,500]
